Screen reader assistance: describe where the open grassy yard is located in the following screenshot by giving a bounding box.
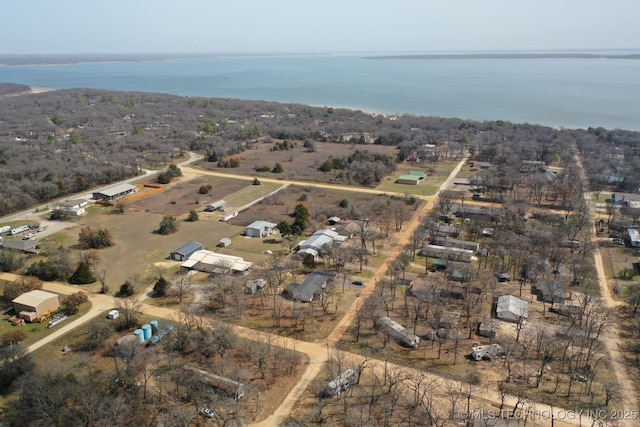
[375,161,460,196]
[200,141,399,184]
[129,174,249,217]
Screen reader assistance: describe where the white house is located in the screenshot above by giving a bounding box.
[58,199,88,216]
[246,221,277,238]
[297,229,347,260]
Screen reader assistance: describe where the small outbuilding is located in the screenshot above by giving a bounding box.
[245,278,267,294]
[206,200,227,212]
[170,241,203,261]
[246,220,277,238]
[12,290,60,318]
[478,317,500,339]
[397,175,422,185]
[218,237,232,247]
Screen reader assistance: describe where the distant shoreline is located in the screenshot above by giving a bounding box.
[2,51,640,67]
[365,53,640,60]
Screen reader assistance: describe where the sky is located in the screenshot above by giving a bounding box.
[2,0,639,55]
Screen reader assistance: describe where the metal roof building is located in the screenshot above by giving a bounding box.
[181,250,252,274]
[13,290,60,317]
[92,183,136,201]
[246,220,277,238]
[170,241,203,261]
[496,295,528,323]
[1,239,39,253]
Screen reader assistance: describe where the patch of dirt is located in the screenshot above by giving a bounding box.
[129,175,249,217]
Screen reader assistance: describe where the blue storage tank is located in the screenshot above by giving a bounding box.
[142,324,152,340]
[150,320,159,332]
[134,329,144,344]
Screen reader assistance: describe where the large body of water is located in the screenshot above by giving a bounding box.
[1,54,639,130]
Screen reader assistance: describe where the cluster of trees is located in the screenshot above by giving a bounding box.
[157,163,182,184]
[318,150,397,186]
[1,309,304,426]
[78,226,114,249]
[3,86,637,216]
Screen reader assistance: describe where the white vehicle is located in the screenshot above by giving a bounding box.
[200,408,215,418]
[107,310,120,319]
[10,225,30,235]
[22,232,36,240]
[0,226,10,234]
[37,225,48,232]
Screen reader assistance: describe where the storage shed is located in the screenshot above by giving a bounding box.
[478,317,500,339]
[170,241,203,261]
[13,290,60,318]
[496,295,528,323]
[397,175,422,185]
[218,237,232,247]
[246,220,277,238]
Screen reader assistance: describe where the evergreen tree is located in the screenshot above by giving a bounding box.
[68,261,95,285]
[153,276,169,297]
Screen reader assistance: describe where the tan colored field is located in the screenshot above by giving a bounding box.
[201,141,398,184]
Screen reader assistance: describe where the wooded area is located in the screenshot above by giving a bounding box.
[1,84,639,216]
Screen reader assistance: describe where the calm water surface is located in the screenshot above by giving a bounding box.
[1,55,639,130]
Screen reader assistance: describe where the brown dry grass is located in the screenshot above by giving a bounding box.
[201,141,398,184]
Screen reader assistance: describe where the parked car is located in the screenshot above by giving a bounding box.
[23,233,36,240]
[351,280,364,286]
[612,238,625,246]
[37,225,47,232]
[200,408,215,418]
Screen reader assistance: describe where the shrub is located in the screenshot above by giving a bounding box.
[1,330,27,346]
[61,291,88,315]
[68,262,95,285]
[338,199,349,208]
[198,185,210,194]
[255,165,270,172]
[188,210,199,222]
[158,215,179,235]
[3,277,42,301]
[157,173,171,184]
[153,276,169,297]
[272,162,284,173]
[26,260,66,281]
[118,281,135,297]
[253,178,261,185]
[78,226,114,250]
[0,249,27,272]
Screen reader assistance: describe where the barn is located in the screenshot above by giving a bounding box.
[13,290,60,318]
[170,241,204,261]
[93,183,136,201]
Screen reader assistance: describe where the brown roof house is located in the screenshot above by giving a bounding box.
[13,290,60,318]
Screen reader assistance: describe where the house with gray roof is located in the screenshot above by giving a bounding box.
[246,220,277,238]
[283,272,337,302]
[297,229,347,260]
[1,239,39,253]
